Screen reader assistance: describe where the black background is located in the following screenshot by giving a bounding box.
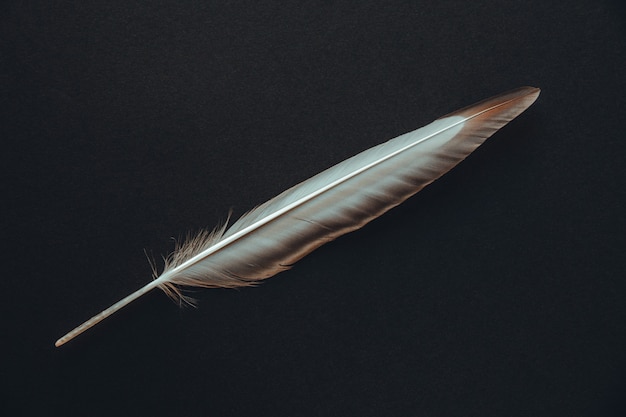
[3,1,626,416]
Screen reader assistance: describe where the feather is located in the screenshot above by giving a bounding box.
[55,86,540,347]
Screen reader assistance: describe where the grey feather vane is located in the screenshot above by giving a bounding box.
[55,87,540,347]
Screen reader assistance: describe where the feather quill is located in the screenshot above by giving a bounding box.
[55,87,540,347]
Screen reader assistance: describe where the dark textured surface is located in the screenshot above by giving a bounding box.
[3,1,625,416]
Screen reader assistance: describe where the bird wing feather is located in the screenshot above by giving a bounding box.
[55,86,539,347]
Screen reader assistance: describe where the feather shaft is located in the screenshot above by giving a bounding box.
[55,87,540,347]
[54,281,159,347]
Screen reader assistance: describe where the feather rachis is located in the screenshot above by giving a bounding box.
[55,87,540,347]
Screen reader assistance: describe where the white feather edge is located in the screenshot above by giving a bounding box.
[56,87,540,347]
